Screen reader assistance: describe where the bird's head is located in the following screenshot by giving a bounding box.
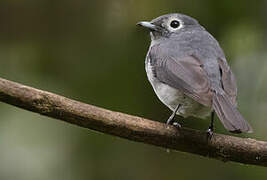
[137,13,203,41]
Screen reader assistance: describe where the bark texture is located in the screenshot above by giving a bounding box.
[0,77,266,167]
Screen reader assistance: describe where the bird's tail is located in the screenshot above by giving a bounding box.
[212,92,253,133]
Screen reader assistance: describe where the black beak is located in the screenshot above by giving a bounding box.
[136,21,157,31]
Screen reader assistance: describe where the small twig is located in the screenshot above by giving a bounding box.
[0,77,266,167]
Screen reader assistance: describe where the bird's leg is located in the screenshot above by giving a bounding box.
[165,104,181,153]
[207,111,215,139]
[166,104,181,128]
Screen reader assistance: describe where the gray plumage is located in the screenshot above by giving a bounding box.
[138,13,252,133]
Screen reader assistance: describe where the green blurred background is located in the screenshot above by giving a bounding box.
[0,0,267,179]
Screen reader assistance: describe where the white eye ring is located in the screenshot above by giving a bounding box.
[167,18,183,31]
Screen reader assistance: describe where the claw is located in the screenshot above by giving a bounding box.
[206,128,213,139]
[172,122,182,129]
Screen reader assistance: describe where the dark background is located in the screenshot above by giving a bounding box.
[0,0,267,179]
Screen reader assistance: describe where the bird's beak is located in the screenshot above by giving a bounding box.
[136,21,157,31]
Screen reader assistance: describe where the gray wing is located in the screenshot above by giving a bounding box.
[149,50,213,107]
[218,58,238,107]
[148,44,237,108]
[149,45,251,132]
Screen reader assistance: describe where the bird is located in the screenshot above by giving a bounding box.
[137,13,253,136]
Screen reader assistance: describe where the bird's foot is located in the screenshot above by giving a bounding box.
[172,122,182,129]
[206,127,214,140]
[166,116,181,129]
[166,115,181,129]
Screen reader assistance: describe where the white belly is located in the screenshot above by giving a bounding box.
[145,61,211,118]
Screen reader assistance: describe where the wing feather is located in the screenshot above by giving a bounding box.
[153,54,213,107]
[218,58,238,106]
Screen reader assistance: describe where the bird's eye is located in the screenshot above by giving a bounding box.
[170,20,180,28]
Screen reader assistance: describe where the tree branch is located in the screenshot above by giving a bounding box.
[0,77,266,167]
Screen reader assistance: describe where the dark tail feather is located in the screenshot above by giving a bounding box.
[212,93,253,133]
